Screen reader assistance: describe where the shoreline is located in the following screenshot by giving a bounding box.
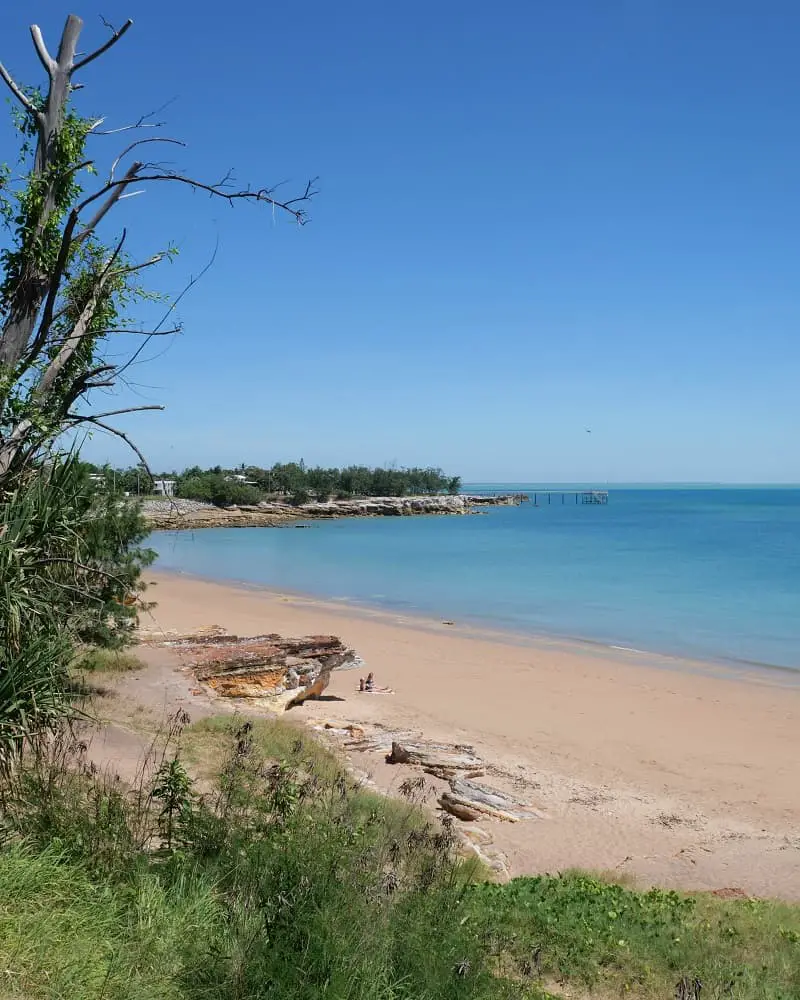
[141,493,522,530]
[150,566,800,689]
[141,569,800,899]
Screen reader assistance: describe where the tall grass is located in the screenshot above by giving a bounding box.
[0,716,520,1000]
[2,714,800,998]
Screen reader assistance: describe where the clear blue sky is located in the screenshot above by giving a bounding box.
[2,1,799,482]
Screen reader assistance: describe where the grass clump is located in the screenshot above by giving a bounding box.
[74,646,145,674]
[182,713,341,783]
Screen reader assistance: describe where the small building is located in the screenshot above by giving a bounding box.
[153,479,176,497]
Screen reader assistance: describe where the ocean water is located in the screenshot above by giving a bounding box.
[151,487,800,671]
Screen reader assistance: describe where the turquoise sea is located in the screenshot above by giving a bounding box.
[152,487,800,671]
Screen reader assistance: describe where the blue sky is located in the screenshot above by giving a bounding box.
[2,1,799,482]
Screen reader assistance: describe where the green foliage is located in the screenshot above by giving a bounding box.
[0,716,514,1000]
[177,472,261,507]
[4,713,800,998]
[467,872,800,998]
[0,101,151,478]
[0,100,91,310]
[152,756,193,850]
[152,461,462,505]
[0,455,154,768]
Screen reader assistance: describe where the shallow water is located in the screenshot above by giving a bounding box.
[152,487,800,671]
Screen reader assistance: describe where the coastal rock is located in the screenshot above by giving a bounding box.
[148,631,362,704]
[386,740,485,779]
[438,778,546,823]
[141,493,526,530]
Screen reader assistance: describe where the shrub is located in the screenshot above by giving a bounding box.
[0,456,153,770]
[0,716,509,1000]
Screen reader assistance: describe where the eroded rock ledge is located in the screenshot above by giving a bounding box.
[145,628,362,708]
[142,493,524,530]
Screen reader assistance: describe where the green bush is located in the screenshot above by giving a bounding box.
[178,473,262,507]
[0,716,513,1000]
[0,457,153,770]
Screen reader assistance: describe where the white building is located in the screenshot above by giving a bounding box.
[153,479,176,497]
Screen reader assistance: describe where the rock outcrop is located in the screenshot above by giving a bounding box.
[142,493,525,530]
[147,631,362,705]
[438,778,547,823]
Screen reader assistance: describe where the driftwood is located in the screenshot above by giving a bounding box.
[342,732,485,779]
[438,778,546,823]
[386,741,484,779]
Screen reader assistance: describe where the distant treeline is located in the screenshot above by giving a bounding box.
[84,461,462,507]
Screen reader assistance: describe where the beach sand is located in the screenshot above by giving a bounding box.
[138,570,800,899]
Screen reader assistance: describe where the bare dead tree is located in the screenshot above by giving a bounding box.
[0,13,316,481]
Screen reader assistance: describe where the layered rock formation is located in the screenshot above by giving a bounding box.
[149,631,362,706]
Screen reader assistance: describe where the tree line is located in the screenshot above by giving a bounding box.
[85,461,462,507]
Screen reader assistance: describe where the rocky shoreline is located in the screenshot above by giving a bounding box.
[142,493,524,530]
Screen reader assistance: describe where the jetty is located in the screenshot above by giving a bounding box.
[469,489,609,506]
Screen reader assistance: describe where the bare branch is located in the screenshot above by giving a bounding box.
[67,415,155,478]
[29,25,55,75]
[73,18,133,72]
[113,253,165,276]
[110,137,185,182]
[101,326,181,337]
[78,405,164,421]
[114,240,219,381]
[0,61,39,116]
[92,102,175,136]
[75,161,142,241]
[60,364,118,412]
[75,169,318,226]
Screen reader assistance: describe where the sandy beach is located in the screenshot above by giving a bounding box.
[139,570,800,899]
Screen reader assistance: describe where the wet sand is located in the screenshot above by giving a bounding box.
[140,570,800,899]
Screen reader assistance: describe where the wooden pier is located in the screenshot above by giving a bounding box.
[469,489,609,506]
[531,490,608,505]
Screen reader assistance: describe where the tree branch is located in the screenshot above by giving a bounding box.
[60,364,118,413]
[77,405,164,421]
[114,241,218,382]
[75,170,318,226]
[110,138,184,182]
[0,61,39,116]
[91,100,176,136]
[67,415,154,479]
[112,253,165,276]
[29,25,55,75]
[76,161,142,241]
[73,18,133,72]
[101,326,181,337]
[26,206,83,366]
[35,232,126,399]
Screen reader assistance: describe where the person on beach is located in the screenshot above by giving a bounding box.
[365,672,375,692]
[359,678,365,692]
